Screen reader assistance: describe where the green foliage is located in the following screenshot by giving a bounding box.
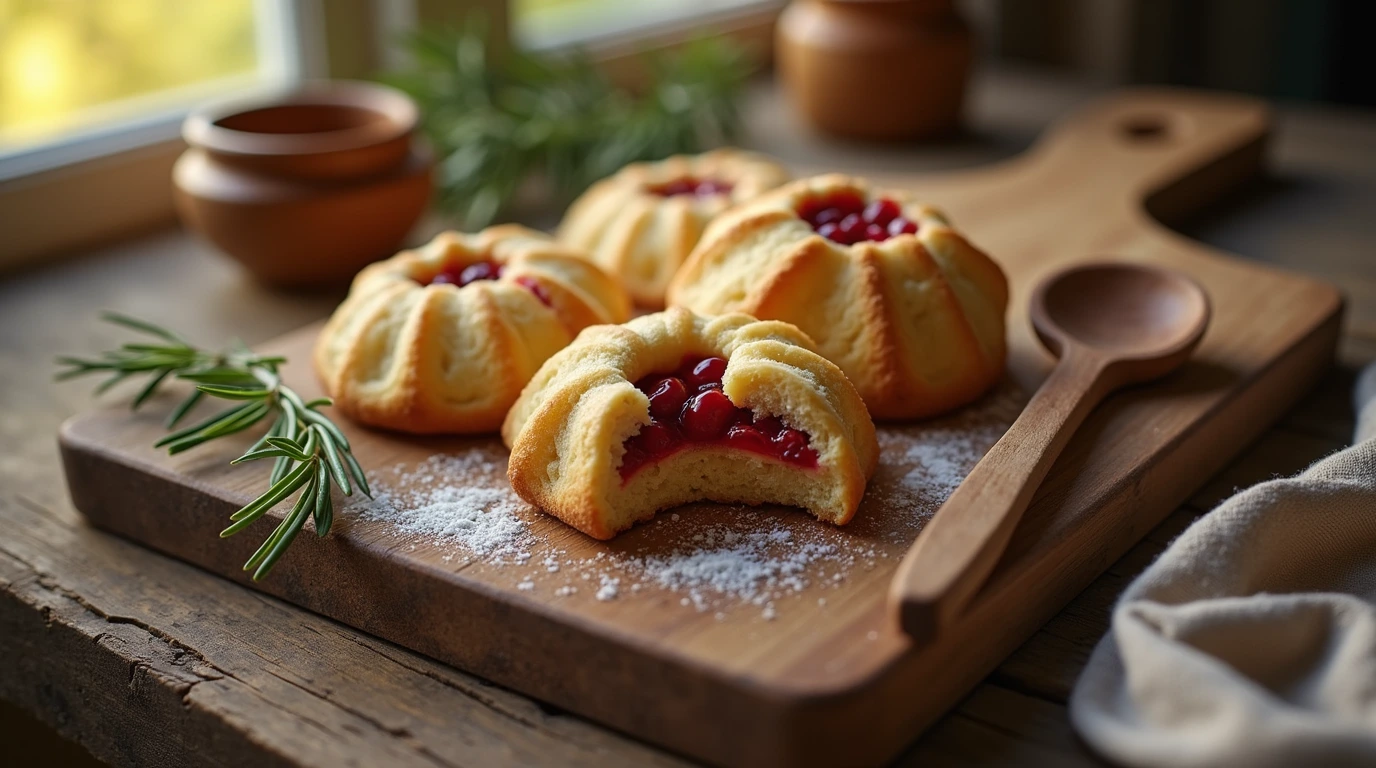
[57,313,370,580]
[386,20,752,228]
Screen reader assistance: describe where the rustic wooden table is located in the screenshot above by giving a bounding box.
[3,70,1374,767]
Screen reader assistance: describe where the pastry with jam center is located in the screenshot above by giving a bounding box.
[668,173,1009,420]
[314,225,631,434]
[502,308,878,539]
[557,149,790,309]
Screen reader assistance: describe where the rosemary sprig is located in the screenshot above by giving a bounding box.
[57,313,369,580]
[386,20,753,228]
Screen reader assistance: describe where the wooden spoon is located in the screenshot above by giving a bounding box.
[889,262,1211,643]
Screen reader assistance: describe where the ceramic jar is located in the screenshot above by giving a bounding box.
[174,81,432,287]
[776,0,973,140]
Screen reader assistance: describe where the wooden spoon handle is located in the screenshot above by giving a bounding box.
[889,352,1110,642]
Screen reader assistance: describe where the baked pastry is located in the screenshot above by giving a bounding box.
[557,149,791,309]
[314,226,631,434]
[502,308,878,539]
[668,174,1008,420]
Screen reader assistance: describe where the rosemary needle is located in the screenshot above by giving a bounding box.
[57,313,370,580]
[386,20,751,228]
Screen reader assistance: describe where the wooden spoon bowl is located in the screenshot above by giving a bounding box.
[890,261,1210,643]
[1035,263,1211,379]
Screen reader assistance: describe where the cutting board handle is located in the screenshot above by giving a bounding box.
[880,88,1271,643]
[1027,87,1271,221]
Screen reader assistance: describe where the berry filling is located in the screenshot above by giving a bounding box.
[514,275,553,306]
[645,177,734,198]
[430,260,503,287]
[619,354,820,481]
[423,260,552,306]
[797,192,919,245]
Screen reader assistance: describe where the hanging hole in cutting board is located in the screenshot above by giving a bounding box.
[1120,114,1173,142]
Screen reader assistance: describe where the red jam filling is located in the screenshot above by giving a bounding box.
[424,260,552,306]
[619,354,820,481]
[646,177,734,198]
[430,259,503,287]
[797,192,919,245]
[514,275,552,306]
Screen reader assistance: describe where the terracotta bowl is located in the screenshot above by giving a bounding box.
[174,81,433,287]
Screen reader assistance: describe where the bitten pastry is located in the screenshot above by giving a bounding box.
[668,174,1008,420]
[557,148,791,309]
[314,226,631,434]
[502,308,878,539]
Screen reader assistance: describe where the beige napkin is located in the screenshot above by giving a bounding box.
[1070,363,1376,768]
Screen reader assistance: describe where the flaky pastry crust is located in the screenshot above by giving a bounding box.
[502,308,879,539]
[314,225,631,434]
[557,148,791,309]
[667,174,1008,420]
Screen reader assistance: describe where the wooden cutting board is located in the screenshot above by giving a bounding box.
[60,88,1342,768]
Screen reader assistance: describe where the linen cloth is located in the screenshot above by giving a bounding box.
[1070,363,1376,768]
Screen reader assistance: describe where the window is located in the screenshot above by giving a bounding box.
[512,0,781,51]
[0,0,321,270]
[0,0,309,177]
[0,0,776,269]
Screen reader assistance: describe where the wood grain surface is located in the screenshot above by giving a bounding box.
[6,71,1374,768]
[891,261,1211,643]
[53,88,1342,768]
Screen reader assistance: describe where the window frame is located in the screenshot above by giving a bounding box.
[0,0,323,271]
[0,0,318,180]
[512,0,782,57]
[0,0,781,271]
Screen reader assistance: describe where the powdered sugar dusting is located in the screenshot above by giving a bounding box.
[639,522,839,609]
[345,384,1022,619]
[351,451,536,562]
[595,575,620,601]
[865,385,1024,538]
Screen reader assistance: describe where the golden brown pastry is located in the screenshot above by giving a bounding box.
[502,308,878,539]
[668,174,1008,420]
[557,149,790,309]
[314,226,631,434]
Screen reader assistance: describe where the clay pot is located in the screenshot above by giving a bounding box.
[776,0,973,141]
[174,81,432,287]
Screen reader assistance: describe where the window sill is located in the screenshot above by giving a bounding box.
[0,138,183,273]
[519,1,782,56]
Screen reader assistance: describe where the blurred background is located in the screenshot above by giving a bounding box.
[4,0,1373,153]
[1,0,1374,269]
[2,3,1374,760]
